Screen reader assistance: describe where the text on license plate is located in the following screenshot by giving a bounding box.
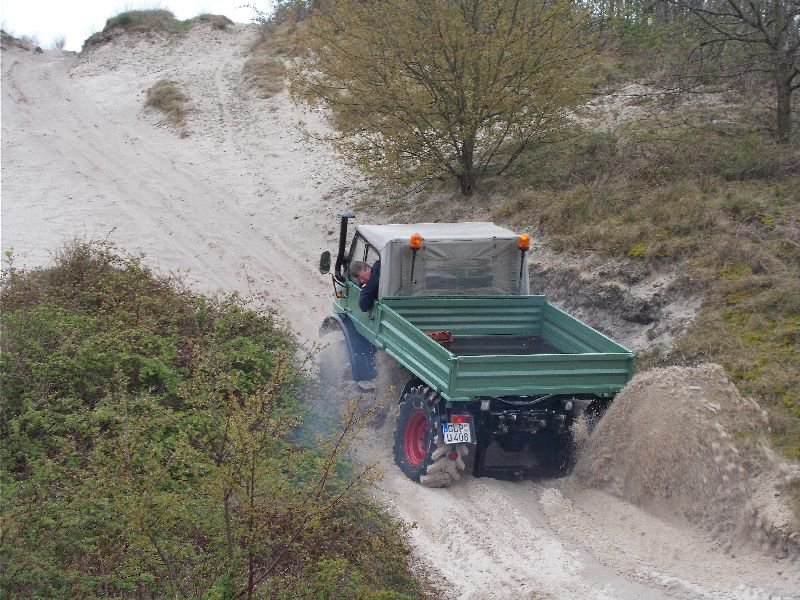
[442,422,472,444]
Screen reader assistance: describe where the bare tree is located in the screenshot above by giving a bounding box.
[670,0,800,142]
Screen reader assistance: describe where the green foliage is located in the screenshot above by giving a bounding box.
[0,241,423,598]
[293,0,597,196]
[627,241,647,258]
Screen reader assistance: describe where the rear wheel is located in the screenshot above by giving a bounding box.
[537,431,574,476]
[584,398,610,430]
[393,384,468,487]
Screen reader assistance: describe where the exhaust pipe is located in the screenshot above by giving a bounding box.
[334,211,355,282]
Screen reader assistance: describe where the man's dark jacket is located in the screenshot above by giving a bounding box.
[359,260,380,312]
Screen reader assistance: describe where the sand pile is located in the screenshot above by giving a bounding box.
[573,364,800,559]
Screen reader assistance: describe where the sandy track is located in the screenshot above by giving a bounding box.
[2,25,356,343]
[2,26,797,600]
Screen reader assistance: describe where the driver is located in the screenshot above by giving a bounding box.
[349,260,381,311]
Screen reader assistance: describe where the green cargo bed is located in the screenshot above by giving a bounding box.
[341,294,635,402]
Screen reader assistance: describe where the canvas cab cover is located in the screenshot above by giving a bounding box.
[352,222,530,298]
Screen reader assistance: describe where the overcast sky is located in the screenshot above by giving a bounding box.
[1,1,270,51]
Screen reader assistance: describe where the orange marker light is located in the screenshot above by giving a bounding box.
[518,233,531,251]
[409,232,424,250]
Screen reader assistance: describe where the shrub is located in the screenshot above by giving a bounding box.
[0,241,424,599]
[244,54,286,98]
[145,79,189,125]
[195,14,234,30]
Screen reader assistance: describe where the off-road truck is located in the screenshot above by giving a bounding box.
[319,212,634,486]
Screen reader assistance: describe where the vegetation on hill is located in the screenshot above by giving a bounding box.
[502,116,798,456]
[0,242,425,599]
[83,10,233,49]
[145,80,190,125]
[244,25,291,99]
[271,0,797,195]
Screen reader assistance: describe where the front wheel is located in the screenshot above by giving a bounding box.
[393,384,468,487]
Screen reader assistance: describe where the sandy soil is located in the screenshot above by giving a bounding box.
[2,25,798,599]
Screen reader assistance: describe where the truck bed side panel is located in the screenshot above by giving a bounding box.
[376,304,453,391]
[541,303,631,354]
[453,353,634,398]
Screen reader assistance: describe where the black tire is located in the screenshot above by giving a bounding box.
[393,384,468,487]
[584,398,611,431]
[535,430,575,477]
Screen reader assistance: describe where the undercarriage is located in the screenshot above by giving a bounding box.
[447,395,596,479]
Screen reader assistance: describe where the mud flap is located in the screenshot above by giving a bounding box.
[320,314,375,381]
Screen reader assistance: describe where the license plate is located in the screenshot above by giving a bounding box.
[442,422,472,444]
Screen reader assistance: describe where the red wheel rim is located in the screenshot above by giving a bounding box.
[404,408,429,467]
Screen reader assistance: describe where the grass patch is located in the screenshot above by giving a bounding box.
[243,53,286,98]
[244,22,298,98]
[668,280,800,458]
[145,79,189,126]
[0,241,426,599]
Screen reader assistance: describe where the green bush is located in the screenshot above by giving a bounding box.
[0,241,424,599]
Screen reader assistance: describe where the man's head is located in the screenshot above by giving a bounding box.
[349,261,372,285]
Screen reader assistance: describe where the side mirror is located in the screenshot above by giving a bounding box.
[319,250,331,275]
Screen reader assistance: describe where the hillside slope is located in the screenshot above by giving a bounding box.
[2,23,798,599]
[2,22,359,343]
